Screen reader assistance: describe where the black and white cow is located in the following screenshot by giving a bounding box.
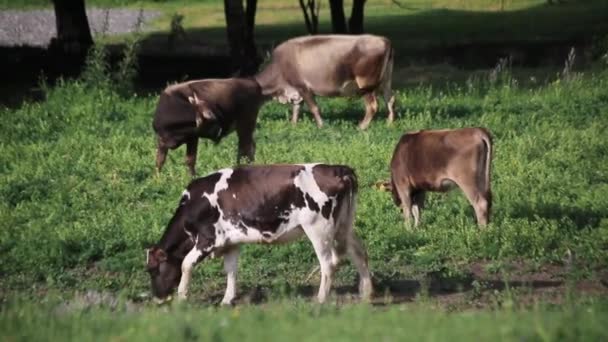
[146,164,373,304]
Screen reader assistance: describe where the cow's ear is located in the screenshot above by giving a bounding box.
[146,247,167,269]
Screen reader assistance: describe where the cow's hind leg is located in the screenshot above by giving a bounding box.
[301,91,323,128]
[359,93,378,130]
[411,191,425,226]
[381,58,396,125]
[185,138,199,177]
[395,183,414,226]
[347,233,373,301]
[455,177,490,226]
[221,247,240,305]
[156,137,169,175]
[303,223,335,303]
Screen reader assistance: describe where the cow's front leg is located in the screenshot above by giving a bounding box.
[221,247,240,306]
[156,137,169,175]
[236,119,256,165]
[185,138,199,177]
[178,246,203,300]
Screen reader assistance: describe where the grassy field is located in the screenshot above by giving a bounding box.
[1,39,608,339]
[1,0,608,339]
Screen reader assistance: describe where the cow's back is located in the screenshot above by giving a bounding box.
[391,128,489,191]
[185,164,356,233]
[153,78,262,147]
[273,35,390,95]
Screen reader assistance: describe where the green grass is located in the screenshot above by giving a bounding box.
[1,49,607,297]
[2,296,608,341]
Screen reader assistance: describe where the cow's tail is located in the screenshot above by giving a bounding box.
[333,167,359,258]
[340,167,358,231]
[389,172,401,206]
[378,39,395,117]
[477,128,493,207]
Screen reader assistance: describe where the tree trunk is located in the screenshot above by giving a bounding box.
[298,0,320,34]
[244,0,259,74]
[50,0,93,54]
[329,0,347,34]
[224,0,259,76]
[348,0,366,34]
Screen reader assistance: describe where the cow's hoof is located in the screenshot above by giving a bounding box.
[220,299,235,307]
[357,122,370,130]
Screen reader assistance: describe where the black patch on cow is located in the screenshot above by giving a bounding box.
[321,200,332,219]
[187,172,223,198]
[216,165,308,234]
[292,187,306,209]
[305,193,320,212]
[236,221,249,235]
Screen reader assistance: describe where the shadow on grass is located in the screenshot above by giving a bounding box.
[2,0,606,107]
[512,203,605,229]
[194,272,564,307]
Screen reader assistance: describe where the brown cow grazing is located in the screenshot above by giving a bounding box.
[152,78,265,176]
[255,34,395,129]
[389,127,493,226]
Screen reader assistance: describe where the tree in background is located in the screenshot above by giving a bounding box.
[328,0,367,34]
[50,0,93,54]
[328,0,347,34]
[348,0,366,34]
[299,0,321,34]
[224,0,260,76]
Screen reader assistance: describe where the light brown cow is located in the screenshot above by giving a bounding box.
[388,128,493,226]
[254,34,395,129]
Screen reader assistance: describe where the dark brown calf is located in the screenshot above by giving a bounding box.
[152,78,265,176]
[389,127,493,226]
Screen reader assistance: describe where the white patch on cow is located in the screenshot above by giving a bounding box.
[205,169,234,205]
[184,228,194,242]
[179,190,191,206]
[294,163,329,211]
[178,242,202,299]
[232,193,237,199]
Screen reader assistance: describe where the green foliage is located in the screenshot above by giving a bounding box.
[1,297,608,341]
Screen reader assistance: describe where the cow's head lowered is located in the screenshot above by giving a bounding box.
[146,195,219,301]
[146,247,182,300]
